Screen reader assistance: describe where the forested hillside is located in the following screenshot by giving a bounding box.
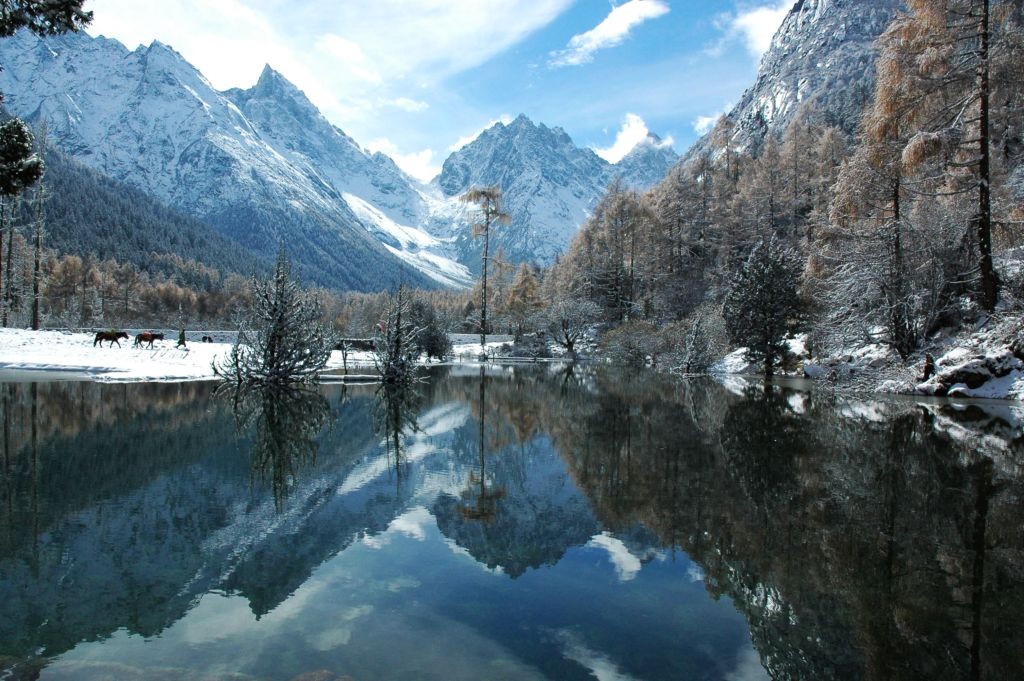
[34,147,267,285]
[536,0,1024,380]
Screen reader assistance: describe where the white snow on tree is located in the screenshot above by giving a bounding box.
[541,298,601,360]
[373,284,423,386]
[215,248,333,387]
[723,236,804,379]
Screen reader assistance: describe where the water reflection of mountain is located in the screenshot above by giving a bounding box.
[0,382,391,661]
[1,370,1022,680]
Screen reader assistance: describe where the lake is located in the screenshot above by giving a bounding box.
[0,366,1021,680]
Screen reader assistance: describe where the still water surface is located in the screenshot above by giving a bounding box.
[0,366,1021,680]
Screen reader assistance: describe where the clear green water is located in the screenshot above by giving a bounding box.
[0,366,1021,680]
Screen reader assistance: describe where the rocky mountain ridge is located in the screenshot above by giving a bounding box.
[436,115,678,269]
[685,0,902,161]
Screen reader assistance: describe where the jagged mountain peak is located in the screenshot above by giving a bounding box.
[614,132,679,189]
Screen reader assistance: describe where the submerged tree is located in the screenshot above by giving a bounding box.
[215,248,333,387]
[372,381,421,482]
[723,236,804,380]
[461,186,510,352]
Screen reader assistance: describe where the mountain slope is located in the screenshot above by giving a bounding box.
[0,30,448,291]
[33,147,269,283]
[686,0,901,161]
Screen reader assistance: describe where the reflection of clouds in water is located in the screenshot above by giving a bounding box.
[725,642,770,681]
[308,606,374,651]
[687,564,705,582]
[362,506,435,548]
[587,532,642,582]
[557,629,642,681]
[443,537,506,575]
[391,506,433,540]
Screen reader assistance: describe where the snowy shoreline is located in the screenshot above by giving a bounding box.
[0,329,372,383]
[0,329,515,383]
[709,314,1024,403]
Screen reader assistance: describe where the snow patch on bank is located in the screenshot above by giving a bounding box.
[0,329,366,382]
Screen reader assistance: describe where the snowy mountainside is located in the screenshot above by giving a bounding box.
[436,115,678,271]
[614,133,679,189]
[0,30,678,285]
[685,0,901,161]
[0,30,465,290]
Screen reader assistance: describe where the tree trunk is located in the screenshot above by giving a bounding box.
[0,199,5,328]
[31,218,41,330]
[3,213,14,327]
[480,210,489,353]
[977,0,998,310]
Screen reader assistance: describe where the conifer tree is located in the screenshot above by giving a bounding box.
[507,262,541,340]
[887,0,1024,310]
[216,248,332,387]
[0,119,43,326]
[723,236,803,380]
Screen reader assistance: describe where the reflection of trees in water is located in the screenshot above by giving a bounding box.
[458,367,505,523]
[227,385,330,509]
[372,382,420,484]
[533,375,1024,681]
[0,381,231,558]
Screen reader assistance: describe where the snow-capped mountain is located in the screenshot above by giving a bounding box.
[0,30,470,290]
[614,132,679,190]
[436,115,677,270]
[0,29,679,286]
[686,0,901,161]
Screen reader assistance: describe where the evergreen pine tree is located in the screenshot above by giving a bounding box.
[216,248,332,387]
[723,236,803,379]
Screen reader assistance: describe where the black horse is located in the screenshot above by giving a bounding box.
[134,332,165,349]
[94,331,129,348]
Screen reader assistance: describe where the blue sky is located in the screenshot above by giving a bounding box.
[86,1,792,181]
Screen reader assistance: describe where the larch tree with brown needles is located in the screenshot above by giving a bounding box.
[886,0,1024,311]
[461,186,509,353]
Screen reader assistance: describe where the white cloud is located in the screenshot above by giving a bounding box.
[593,113,652,163]
[366,137,440,183]
[557,629,643,681]
[86,0,573,126]
[315,34,382,84]
[708,2,791,61]
[388,97,429,112]
[448,114,514,152]
[733,2,790,58]
[692,102,733,135]
[550,0,669,67]
[725,643,771,681]
[587,532,642,582]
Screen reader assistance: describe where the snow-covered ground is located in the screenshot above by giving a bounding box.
[0,330,520,383]
[0,329,373,383]
[710,317,1024,402]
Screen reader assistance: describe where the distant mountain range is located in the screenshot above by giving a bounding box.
[0,0,905,291]
[0,30,676,290]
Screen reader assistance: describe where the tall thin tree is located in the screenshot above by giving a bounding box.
[461,186,509,352]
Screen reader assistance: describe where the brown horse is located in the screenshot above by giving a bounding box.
[94,331,129,347]
[134,332,165,349]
